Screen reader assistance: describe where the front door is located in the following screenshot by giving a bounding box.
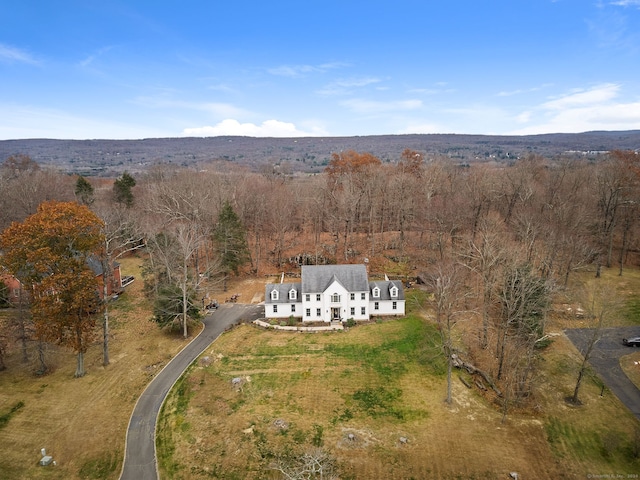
[331,307,340,321]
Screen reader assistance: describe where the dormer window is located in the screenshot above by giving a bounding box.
[390,285,398,298]
[289,288,297,300]
[270,289,279,301]
[372,286,380,298]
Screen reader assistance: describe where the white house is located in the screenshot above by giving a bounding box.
[264,264,405,322]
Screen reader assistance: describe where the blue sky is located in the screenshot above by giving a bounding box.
[1,0,640,139]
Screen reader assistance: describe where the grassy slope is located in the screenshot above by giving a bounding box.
[157,275,640,479]
[1,263,640,479]
[0,257,193,480]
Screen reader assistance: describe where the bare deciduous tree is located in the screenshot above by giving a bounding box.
[495,262,551,382]
[429,263,470,405]
[461,221,506,349]
[92,204,145,365]
[570,282,617,405]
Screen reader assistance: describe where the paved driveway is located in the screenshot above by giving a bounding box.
[119,303,263,480]
[565,326,640,420]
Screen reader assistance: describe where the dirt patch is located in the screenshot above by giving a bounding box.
[201,275,275,306]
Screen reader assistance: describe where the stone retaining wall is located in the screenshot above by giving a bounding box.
[253,320,344,332]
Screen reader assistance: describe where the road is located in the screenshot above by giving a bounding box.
[119,303,264,480]
[565,326,640,420]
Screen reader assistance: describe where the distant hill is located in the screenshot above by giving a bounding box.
[1,131,639,176]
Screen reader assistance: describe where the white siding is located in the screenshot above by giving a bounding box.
[369,299,405,316]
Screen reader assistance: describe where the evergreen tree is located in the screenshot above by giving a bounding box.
[152,283,201,331]
[214,202,250,279]
[113,172,136,207]
[75,175,95,205]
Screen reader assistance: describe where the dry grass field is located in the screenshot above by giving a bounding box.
[621,352,640,390]
[0,256,195,480]
[0,257,269,480]
[1,260,640,479]
[157,269,640,480]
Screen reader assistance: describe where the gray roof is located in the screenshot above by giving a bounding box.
[370,280,405,301]
[86,256,120,276]
[301,264,369,293]
[265,282,301,304]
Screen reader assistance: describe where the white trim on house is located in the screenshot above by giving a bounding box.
[265,264,405,323]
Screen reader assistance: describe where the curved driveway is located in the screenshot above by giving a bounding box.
[119,303,263,480]
[565,326,640,420]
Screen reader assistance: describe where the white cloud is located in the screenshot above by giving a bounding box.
[207,83,239,94]
[496,83,553,97]
[0,43,39,65]
[541,83,620,109]
[267,62,346,78]
[515,111,532,124]
[407,82,456,96]
[317,77,382,96]
[198,102,251,117]
[609,0,640,6]
[182,119,325,137]
[509,84,640,134]
[134,96,251,118]
[78,46,114,68]
[340,98,423,114]
[407,88,442,95]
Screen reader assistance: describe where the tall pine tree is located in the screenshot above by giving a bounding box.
[75,175,95,206]
[113,172,136,207]
[214,202,250,289]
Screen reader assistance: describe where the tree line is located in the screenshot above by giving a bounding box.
[0,149,638,406]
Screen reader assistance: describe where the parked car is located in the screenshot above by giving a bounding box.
[622,336,640,347]
[205,300,219,310]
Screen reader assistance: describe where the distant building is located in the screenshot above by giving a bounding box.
[0,272,24,305]
[86,256,124,300]
[1,257,127,305]
[265,264,405,322]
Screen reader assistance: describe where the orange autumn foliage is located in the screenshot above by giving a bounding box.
[0,201,105,375]
[325,150,382,178]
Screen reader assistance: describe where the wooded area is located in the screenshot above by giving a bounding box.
[1,148,639,407]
